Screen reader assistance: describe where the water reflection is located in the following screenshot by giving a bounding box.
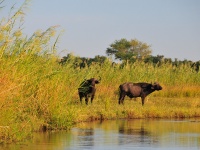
[118,120,158,147]
[1,119,200,150]
[76,128,94,148]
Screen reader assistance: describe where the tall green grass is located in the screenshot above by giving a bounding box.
[0,0,200,143]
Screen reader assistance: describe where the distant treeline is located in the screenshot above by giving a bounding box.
[60,53,200,72]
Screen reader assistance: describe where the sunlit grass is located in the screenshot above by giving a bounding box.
[59,97,200,125]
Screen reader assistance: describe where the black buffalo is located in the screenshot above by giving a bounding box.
[119,82,162,106]
[78,78,101,105]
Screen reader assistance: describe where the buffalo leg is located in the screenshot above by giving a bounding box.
[141,96,145,106]
[85,96,89,105]
[90,89,96,104]
[119,92,126,104]
[91,95,94,104]
[79,93,83,104]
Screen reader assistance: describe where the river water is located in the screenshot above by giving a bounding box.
[1,119,200,150]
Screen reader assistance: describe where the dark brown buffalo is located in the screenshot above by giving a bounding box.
[78,78,100,105]
[119,82,162,106]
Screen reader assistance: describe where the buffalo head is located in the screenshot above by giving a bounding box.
[87,78,100,86]
[151,82,162,91]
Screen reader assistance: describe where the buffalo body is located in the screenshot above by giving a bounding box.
[78,78,100,104]
[119,82,162,105]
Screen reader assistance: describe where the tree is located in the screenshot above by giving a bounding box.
[106,38,152,62]
[144,55,164,64]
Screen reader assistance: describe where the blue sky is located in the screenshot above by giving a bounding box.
[1,0,200,61]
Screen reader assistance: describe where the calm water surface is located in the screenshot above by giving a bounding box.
[1,119,200,150]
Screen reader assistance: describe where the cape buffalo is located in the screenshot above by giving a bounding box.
[119,82,162,106]
[78,77,101,105]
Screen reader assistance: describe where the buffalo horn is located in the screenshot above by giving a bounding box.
[98,76,102,82]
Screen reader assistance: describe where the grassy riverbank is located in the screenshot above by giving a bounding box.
[0,56,200,143]
[0,1,200,144]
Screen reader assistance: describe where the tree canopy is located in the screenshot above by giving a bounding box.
[106,38,152,62]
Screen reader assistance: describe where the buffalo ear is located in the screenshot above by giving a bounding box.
[95,80,100,84]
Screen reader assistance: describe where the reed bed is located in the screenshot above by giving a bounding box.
[0,1,200,143]
[1,54,200,143]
